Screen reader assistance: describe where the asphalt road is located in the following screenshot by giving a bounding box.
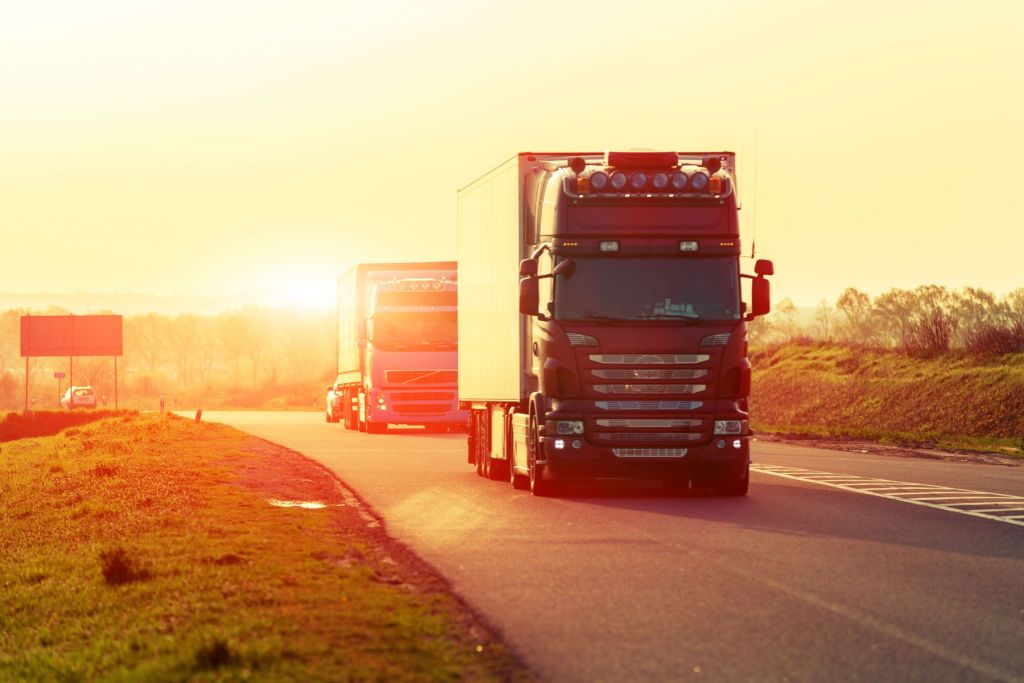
[199,411,1024,682]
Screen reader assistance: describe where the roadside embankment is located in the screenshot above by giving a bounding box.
[750,344,1024,458]
[0,413,527,681]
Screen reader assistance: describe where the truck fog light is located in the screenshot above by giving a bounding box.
[572,439,582,449]
[554,438,565,450]
[733,439,742,449]
[716,439,726,449]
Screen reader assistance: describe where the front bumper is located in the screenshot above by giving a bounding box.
[366,405,469,427]
[539,433,748,478]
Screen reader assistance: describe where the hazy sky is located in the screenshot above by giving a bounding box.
[2,0,1022,309]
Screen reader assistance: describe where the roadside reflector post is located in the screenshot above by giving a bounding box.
[195,408,203,422]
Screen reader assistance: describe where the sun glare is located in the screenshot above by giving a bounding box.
[264,271,335,311]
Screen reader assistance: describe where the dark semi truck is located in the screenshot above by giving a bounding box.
[457,150,772,496]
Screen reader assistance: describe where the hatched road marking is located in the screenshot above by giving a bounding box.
[751,464,1024,528]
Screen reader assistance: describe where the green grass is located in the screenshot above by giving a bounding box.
[0,413,527,681]
[750,344,1024,457]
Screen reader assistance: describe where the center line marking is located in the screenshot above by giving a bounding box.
[751,464,1024,527]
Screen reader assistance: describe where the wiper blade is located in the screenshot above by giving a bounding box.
[640,314,702,323]
[565,316,632,324]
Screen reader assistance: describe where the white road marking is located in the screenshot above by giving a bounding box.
[751,464,1024,527]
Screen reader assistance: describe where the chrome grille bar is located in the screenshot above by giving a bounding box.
[597,432,701,442]
[592,369,707,380]
[589,354,709,365]
[612,448,688,458]
[593,384,706,395]
[596,418,701,428]
[596,401,703,411]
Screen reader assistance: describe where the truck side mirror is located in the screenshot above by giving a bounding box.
[751,277,771,317]
[519,277,540,316]
[754,259,774,276]
[519,259,537,277]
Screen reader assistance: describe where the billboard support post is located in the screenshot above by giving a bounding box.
[24,357,29,414]
[114,356,118,410]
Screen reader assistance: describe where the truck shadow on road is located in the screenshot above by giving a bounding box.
[549,477,1024,561]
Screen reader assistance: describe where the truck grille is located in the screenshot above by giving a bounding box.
[592,384,705,395]
[612,448,688,458]
[596,401,703,411]
[385,370,457,384]
[393,405,447,414]
[589,354,709,365]
[389,391,455,401]
[597,432,701,442]
[592,369,707,380]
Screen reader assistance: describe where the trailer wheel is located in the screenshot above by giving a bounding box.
[488,455,508,481]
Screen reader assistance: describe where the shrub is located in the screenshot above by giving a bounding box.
[99,547,151,585]
[965,321,1024,356]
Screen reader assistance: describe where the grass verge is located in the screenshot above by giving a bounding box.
[0,413,528,681]
[750,344,1024,459]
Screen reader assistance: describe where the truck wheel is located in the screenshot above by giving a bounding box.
[510,460,529,490]
[325,412,332,423]
[663,474,689,496]
[528,414,559,497]
[488,456,508,481]
[715,463,750,496]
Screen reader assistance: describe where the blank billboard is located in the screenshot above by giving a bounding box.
[20,315,123,357]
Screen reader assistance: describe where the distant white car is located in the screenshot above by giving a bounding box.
[61,385,97,409]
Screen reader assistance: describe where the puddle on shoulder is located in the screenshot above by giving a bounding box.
[268,499,327,509]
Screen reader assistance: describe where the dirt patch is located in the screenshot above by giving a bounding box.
[755,432,1024,468]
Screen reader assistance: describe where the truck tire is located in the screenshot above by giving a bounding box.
[528,413,559,497]
[662,474,689,496]
[488,455,508,481]
[510,461,529,490]
[715,463,749,496]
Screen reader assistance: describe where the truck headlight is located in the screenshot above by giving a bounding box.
[555,420,585,435]
[713,420,747,435]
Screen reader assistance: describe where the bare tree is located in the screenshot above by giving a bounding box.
[873,288,917,347]
[814,298,835,342]
[775,298,799,341]
[835,288,876,345]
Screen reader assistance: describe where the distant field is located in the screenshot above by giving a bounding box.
[750,344,1024,457]
[0,413,526,681]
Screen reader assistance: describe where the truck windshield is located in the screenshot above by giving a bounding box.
[555,257,740,321]
[371,312,458,350]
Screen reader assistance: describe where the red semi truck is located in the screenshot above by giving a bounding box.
[457,150,772,495]
[332,262,467,433]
